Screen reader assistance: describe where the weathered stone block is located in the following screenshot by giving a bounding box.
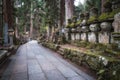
[112,12,120,32]
[88,32,96,43]
[81,33,86,41]
[99,32,109,44]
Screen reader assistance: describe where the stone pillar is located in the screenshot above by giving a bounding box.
[9,35,13,45]
[8,28,14,45]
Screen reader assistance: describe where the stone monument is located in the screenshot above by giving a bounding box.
[112,12,120,49]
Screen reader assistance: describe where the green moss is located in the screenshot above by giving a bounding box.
[99,8,120,21]
[108,11,116,18]
[95,43,107,51]
[98,13,109,21]
[72,16,77,19]
[66,23,76,28]
[86,43,97,49]
[108,8,120,18]
[106,43,118,50]
[114,37,120,40]
[113,8,120,13]
[76,20,82,26]
[112,32,120,40]
[70,23,75,27]
[112,32,120,35]
[75,41,90,48]
[88,16,97,23]
[61,43,120,80]
[66,24,70,28]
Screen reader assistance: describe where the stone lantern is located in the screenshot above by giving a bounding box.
[8,28,14,45]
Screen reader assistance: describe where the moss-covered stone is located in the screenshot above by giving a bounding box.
[42,41,120,80]
[98,8,120,21]
[61,47,120,80]
[88,16,98,23]
[76,20,82,26]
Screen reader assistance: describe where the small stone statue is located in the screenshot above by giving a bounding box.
[112,12,120,32]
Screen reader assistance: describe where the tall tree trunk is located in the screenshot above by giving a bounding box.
[101,0,106,13]
[0,0,3,38]
[3,0,8,45]
[15,17,19,38]
[65,0,74,25]
[30,3,33,38]
[60,0,65,27]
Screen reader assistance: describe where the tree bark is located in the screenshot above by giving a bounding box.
[15,17,19,38]
[60,0,65,27]
[3,0,9,45]
[101,0,106,13]
[0,0,3,38]
[65,0,74,25]
[30,3,33,38]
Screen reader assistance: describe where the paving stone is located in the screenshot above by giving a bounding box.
[29,72,46,80]
[2,60,15,76]
[27,52,35,59]
[36,55,45,60]
[37,60,56,71]
[57,65,78,78]
[56,57,95,80]
[13,64,27,73]
[45,69,66,80]
[67,76,86,80]
[45,55,60,63]
[28,64,42,74]
[27,60,38,66]
[10,72,27,80]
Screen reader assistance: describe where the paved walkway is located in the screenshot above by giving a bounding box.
[1,40,95,80]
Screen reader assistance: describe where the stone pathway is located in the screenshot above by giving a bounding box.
[1,40,95,80]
